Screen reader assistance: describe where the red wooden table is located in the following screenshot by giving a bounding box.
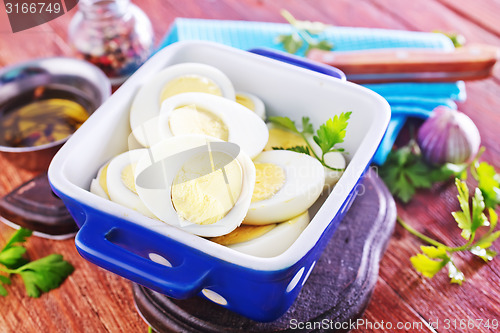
[1,1,499,332]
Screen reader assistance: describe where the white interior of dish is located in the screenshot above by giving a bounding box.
[49,41,390,271]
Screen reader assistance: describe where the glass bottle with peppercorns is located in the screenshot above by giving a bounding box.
[68,0,154,85]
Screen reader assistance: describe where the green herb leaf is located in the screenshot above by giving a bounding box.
[453,179,473,240]
[0,246,27,269]
[447,261,465,285]
[470,246,497,262]
[489,208,498,231]
[476,162,500,209]
[474,231,500,250]
[268,116,299,133]
[471,188,488,232]
[301,117,314,135]
[16,254,74,298]
[379,146,433,203]
[306,39,334,54]
[410,253,450,278]
[313,112,351,155]
[0,284,7,297]
[276,34,303,54]
[0,275,11,285]
[280,145,311,155]
[0,228,32,269]
[1,228,32,252]
[420,245,448,259]
[406,161,434,189]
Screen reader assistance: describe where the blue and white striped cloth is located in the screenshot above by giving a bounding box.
[159,18,466,164]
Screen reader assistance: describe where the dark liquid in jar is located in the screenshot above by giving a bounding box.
[0,86,92,147]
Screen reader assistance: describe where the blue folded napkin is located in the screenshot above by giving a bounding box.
[159,18,466,164]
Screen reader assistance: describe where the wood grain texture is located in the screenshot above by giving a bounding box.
[0,0,499,332]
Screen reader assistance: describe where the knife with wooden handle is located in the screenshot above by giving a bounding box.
[307,44,500,83]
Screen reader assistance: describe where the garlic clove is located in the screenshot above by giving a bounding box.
[417,106,480,165]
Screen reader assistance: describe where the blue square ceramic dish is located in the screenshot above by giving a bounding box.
[48,41,390,322]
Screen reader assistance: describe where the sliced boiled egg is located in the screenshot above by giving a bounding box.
[244,150,324,225]
[158,92,268,159]
[264,123,307,151]
[306,135,346,190]
[106,149,156,219]
[235,91,266,120]
[130,63,236,147]
[134,135,256,237]
[210,211,309,258]
[263,123,346,190]
[89,161,110,199]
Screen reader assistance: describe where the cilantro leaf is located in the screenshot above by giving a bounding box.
[447,261,465,285]
[410,253,450,278]
[16,254,74,298]
[268,116,299,133]
[313,112,351,155]
[476,162,500,209]
[276,34,303,54]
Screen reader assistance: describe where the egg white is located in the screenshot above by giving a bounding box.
[106,149,156,219]
[134,135,256,237]
[244,150,325,225]
[89,162,109,199]
[235,91,266,120]
[223,211,310,258]
[306,135,346,190]
[130,63,236,147]
[158,92,269,159]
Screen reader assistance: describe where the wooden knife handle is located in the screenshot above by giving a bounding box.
[307,44,499,76]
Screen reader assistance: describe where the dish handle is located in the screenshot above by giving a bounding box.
[248,47,346,80]
[75,212,210,299]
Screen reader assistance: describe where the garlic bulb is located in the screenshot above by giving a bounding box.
[417,106,480,164]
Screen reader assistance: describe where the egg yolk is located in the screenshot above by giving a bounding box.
[210,224,276,246]
[251,163,285,202]
[160,75,222,102]
[121,163,137,194]
[168,104,229,141]
[235,93,255,111]
[171,151,242,225]
[264,128,307,151]
[98,163,110,197]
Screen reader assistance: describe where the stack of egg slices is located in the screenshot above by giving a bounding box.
[89,63,346,258]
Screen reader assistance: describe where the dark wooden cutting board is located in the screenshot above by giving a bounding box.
[133,168,396,332]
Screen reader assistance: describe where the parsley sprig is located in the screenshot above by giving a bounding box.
[379,142,468,203]
[276,9,334,55]
[268,112,351,171]
[398,179,499,285]
[0,228,74,297]
[383,144,500,284]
